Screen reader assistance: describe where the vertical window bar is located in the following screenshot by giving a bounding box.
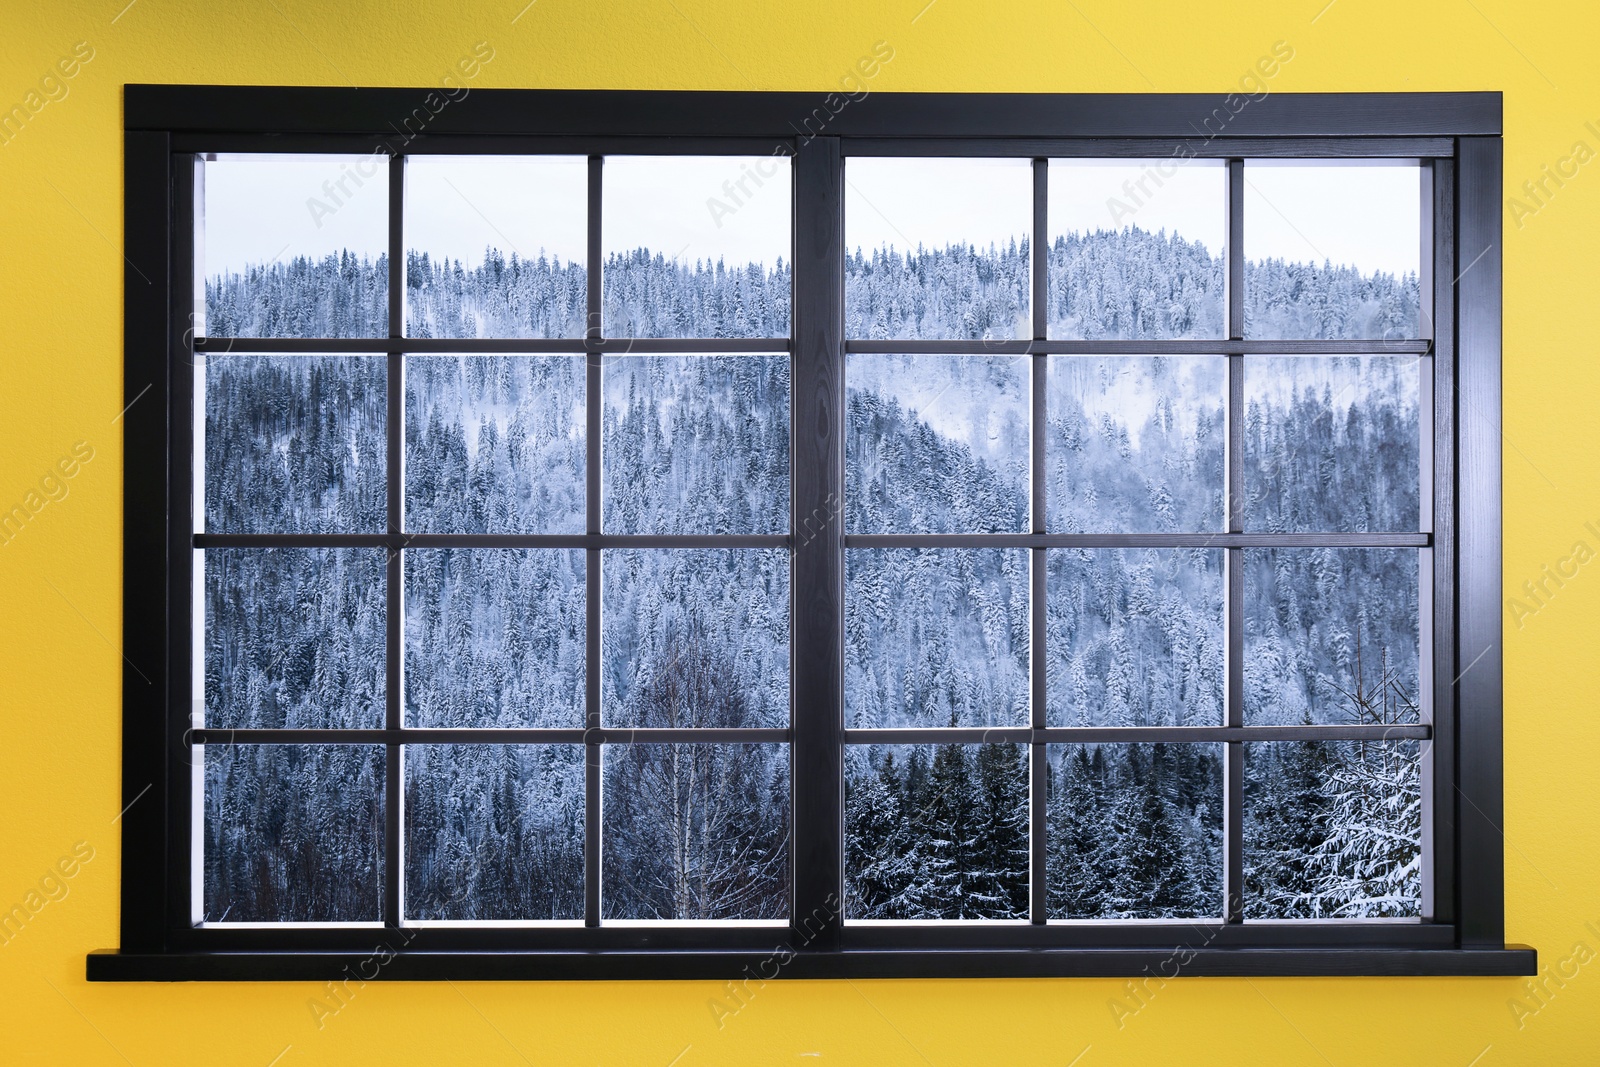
[1427,156,1459,925]
[384,152,406,928]
[1455,136,1504,948]
[1417,161,1438,920]
[1223,158,1246,924]
[169,145,196,940]
[1226,159,1246,344]
[1029,157,1049,925]
[792,138,844,948]
[585,154,604,928]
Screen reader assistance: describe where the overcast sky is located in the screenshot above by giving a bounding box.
[203,154,1421,279]
[1244,161,1420,277]
[846,157,1032,256]
[1050,159,1226,253]
[408,155,588,265]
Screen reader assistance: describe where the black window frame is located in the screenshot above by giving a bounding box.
[92,86,1532,980]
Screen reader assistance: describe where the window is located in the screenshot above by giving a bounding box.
[97,87,1530,979]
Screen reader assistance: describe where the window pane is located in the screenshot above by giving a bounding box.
[846,354,1029,533]
[201,155,388,338]
[846,158,1031,340]
[603,744,789,920]
[1244,548,1421,725]
[1048,160,1225,339]
[846,548,1028,729]
[1047,743,1222,919]
[405,745,584,920]
[204,548,385,729]
[845,744,1028,920]
[1046,356,1225,533]
[602,549,789,729]
[1243,356,1421,532]
[1047,549,1224,727]
[405,550,585,729]
[602,156,791,338]
[602,355,789,535]
[405,156,588,339]
[1245,740,1421,918]
[203,745,383,923]
[203,355,386,534]
[405,355,585,534]
[1244,162,1422,340]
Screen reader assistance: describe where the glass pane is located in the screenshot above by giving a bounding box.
[602,155,791,338]
[204,548,385,729]
[1047,549,1224,727]
[845,158,1031,340]
[1244,548,1421,725]
[405,355,585,534]
[1244,162,1422,340]
[1046,356,1225,533]
[1245,740,1421,918]
[845,744,1028,920]
[405,745,584,920]
[405,550,585,729]
[1047,743,1222,919]
[847,548,1028,729]
[405,156,588,339]
[846,354,1029,534]
[201,155,388,338]
[1048,159,1225,339]
[203,355,386,534]
[602,549,789,729]
[602,355,789,535]
[203,745,383,922]
[1242,356,1421,532]
[603,744,789,920]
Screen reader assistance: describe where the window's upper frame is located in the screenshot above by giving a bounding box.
[93,86,1531,980]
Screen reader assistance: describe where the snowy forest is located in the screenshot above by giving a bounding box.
[201,224,1422,924]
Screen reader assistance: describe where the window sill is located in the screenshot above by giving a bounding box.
[87,945,1536,981]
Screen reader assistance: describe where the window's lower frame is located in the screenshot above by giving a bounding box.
[99,87,1530,980]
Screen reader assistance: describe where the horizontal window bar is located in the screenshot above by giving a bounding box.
[845,533,1431,549]
[189,728,791,745]
[844,340,1432,355]
[175,133,800,156]
[194,533,792,550]
[845,725,1431,744]
[87,945,1536,981]
[841,136,1453,158]
[193,337,791,354]
[133,87,1500,139]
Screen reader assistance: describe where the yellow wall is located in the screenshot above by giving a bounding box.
[1,1,1596,1063]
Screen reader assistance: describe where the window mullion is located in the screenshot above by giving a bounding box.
[791,136,844,948]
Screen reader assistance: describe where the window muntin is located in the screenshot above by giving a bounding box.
[178,137,1452,947]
